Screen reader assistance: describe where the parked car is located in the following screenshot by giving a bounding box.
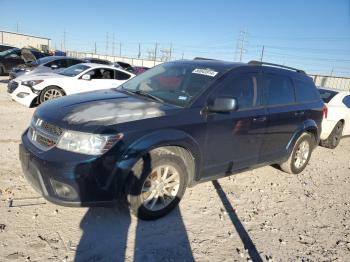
[11,63,134,107]
[19,60,323,220]
[83,57,112,65]
[0,44,15,52]
[114,61,133,71]
[114,61,149,75]
[9,56,84,80]
[0,47,50,75]
[131,66,149,75]
[318,87,350,148]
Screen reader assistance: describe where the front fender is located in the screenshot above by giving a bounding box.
[116,129,202,183]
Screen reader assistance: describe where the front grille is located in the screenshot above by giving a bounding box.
[28,117,64,151]
[7,81,19,94]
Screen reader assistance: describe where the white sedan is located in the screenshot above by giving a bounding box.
[10,63,135,107]
[318,87,350,148]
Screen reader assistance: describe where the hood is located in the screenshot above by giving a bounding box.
[16,72,67,81]
[21,49,37,63]
[35,89,178,132]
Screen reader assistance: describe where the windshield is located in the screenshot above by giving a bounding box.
[121,62,223,106]
[59,64,90,77]
[0,48,20,57]
[318,88,338,103]
[31,56,57,66]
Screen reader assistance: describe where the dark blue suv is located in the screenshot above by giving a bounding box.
[19,59,324,220]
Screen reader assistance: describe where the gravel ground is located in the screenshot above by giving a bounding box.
[0,75,349,262]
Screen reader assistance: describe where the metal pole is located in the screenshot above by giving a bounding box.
[119,42,122,57]
[138,43,141,58]
[94,42,97,54]
[154,42,158,61]
[260,45,265,61]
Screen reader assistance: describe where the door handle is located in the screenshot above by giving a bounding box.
[253,116,267,122]
[294,111,305,117]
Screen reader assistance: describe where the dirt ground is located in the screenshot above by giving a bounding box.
[0,75,349,262]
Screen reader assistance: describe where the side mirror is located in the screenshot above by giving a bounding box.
[50,64,58,69]
[208,97,238,112]
[81,74,91,80]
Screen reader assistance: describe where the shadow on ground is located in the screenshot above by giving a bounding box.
[75,205,194,262]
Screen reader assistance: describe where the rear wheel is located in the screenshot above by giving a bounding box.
[39,86,65,103]
[320,121,343,149]
[127,151,188,220]
[280,133,313,174]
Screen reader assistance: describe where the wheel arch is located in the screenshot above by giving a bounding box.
[287,119,320,153]
[117,129,202,188]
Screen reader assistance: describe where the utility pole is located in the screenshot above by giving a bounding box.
[260,45,265,61]
[112,33,115,56]
[105,32,109,55]
[63,29,66,51]
[182,52,184,60]
[169,43,172,61]
[16,22,19,33]
[235,30,248,62]
[330,68,334,76]
[119,42,122,57]
[94,42,97,54]
[138,43,141,58]
[154,42,158,61]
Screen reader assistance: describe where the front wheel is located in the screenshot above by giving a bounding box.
[280,133,313,174]
[39,86,65,103]
[127,151,188,220]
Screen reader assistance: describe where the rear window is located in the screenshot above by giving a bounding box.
[295,79,319,102]
[318,89,338,103]
[265,74,295,106]
[343,96,350,108]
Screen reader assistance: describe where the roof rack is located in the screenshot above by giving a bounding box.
[248,60,306,74]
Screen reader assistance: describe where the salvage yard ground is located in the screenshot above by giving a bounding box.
[0,75,350,262]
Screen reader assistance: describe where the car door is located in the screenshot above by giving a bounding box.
[74,68,118,93]
[3,50,23,71]
[259,70,301,163]
[202,71,267,178]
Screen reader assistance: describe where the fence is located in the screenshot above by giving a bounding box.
[309,74,350,91]
[66,51,163,68]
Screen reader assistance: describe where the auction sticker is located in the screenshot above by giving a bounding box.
[192,68,218,77]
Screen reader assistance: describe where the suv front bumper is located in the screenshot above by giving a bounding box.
[19,131,128,207]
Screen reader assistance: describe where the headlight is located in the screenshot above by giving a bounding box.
[22,80,44,87]
[56,130,123,155]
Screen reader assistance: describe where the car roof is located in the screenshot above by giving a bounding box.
[79,63,135,75]
[317,86,349,94]
[172,59,245,71]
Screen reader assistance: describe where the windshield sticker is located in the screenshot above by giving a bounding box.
[178,96,188,101]
[192,68,218,77]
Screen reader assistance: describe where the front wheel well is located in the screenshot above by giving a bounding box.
[149,146,196,186]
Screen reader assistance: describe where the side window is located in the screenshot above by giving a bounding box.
[215,74,261,109]
[295,79,319,102]
[115,70,131,80]
[45,59,68,69]
[86,68,114,80]
[343,96,350,108]
[67,59,83,66]
[265,74,295,106]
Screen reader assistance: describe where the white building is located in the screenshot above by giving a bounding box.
[0,30,50,51]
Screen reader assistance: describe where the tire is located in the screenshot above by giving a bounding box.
[39,86,65,104]
[0,65,4,76]
[320,121,343,149]
[280,133,313,174]
[127,150,188,220]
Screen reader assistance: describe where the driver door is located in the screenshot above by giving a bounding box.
[202,71,267,178]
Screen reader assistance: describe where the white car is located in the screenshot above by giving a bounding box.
[10,63,135,107]
[318,87,350,148]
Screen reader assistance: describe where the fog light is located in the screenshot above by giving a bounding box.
[17,92,30,98]
[50,179,78,200]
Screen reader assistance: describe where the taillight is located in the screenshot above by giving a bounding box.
[323,105,328,119]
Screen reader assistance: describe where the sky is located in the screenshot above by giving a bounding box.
[1,0,350,76]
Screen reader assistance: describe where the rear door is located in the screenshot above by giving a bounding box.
[259,70,301,163]
[203,70,267,177]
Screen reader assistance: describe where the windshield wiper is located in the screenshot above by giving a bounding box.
[123,89,164,103]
